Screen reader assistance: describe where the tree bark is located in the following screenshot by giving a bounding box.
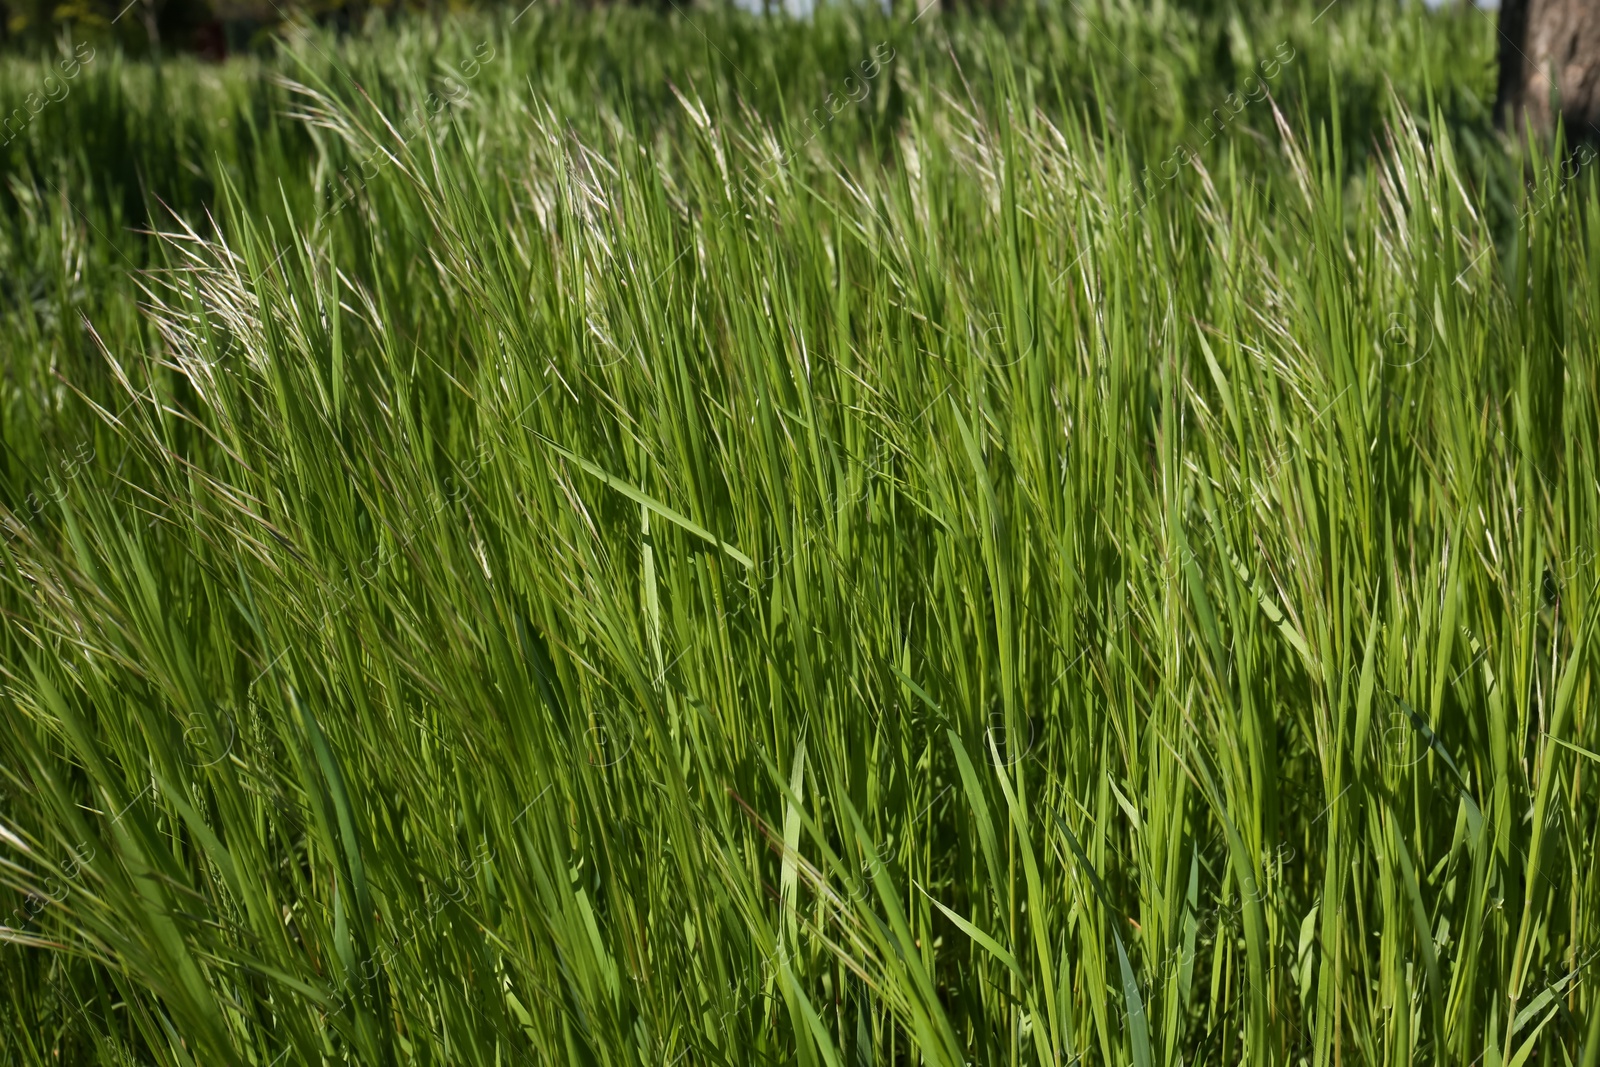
[1496,0,1600,142]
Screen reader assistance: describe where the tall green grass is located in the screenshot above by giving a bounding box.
[2,2,1596,1065]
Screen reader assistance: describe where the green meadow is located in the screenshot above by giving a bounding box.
[0,2,1596,1064]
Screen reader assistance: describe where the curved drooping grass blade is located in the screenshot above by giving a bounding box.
[1052,810,1149,1067]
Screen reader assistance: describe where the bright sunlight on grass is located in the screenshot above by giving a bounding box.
[0,2,1595,1064]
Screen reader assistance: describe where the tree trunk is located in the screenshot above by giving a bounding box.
[1496,0,1600,141]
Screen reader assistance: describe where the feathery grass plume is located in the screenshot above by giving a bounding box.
[0,2,1595,1065]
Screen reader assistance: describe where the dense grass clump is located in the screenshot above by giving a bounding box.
[1,2,1597,1065]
